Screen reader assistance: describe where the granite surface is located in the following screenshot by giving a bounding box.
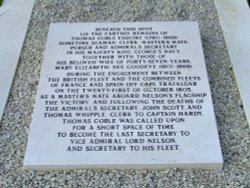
[0,0,249,187]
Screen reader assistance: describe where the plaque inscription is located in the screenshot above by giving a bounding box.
[24,22,223,169]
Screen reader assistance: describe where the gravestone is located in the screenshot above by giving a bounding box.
[24,22,223,170]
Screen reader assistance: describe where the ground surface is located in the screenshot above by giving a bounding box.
[0,0,249,187]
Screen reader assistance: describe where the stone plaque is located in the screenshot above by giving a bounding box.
[24,22,223,170]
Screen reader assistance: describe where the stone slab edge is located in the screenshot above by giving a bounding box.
[215,0,250,127]
[0,0,34,122]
